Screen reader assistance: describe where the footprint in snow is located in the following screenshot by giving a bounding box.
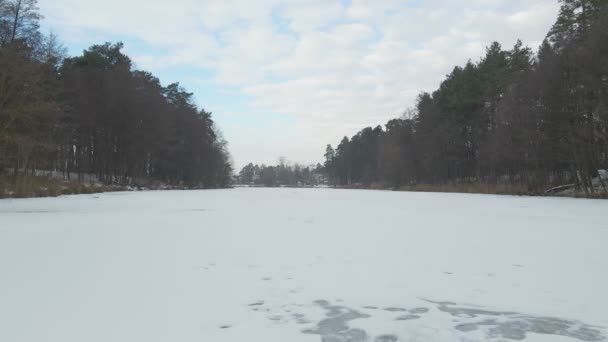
[268,315,283,321]
[409,307,429,314]
[375,335,398,342]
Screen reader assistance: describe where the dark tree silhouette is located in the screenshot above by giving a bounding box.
[324,0,608,195]
[0,1,232,193]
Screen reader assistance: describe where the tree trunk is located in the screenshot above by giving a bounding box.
[10,0,22,43]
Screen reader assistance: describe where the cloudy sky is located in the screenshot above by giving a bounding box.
[39,0,560,169]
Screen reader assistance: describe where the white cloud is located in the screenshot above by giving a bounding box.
[277,0,344,32]
[39,0,561,167]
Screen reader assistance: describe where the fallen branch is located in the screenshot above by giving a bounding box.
[545,184,575,194]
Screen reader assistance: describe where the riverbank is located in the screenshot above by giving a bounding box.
[333,181,608,199]
[0,175,127,199]
[0,174,233,199]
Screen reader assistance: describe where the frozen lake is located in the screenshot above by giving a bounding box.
[1,188,607,342]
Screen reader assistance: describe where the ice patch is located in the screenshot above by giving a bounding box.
[432,301,606,341]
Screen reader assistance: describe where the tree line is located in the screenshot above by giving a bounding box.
[324,0,608,195]
[0,0,232,189]
[238,158,326,187]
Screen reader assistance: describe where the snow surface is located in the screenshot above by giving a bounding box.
[1,188,607,342]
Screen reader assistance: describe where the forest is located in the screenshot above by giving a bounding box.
[323,0,608,196]
[4,0,608,198]
[0,0,232,197]
[237,159,326,187]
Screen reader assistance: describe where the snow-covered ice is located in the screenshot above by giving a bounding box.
[1,188,607,342]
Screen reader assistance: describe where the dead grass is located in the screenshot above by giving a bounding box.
[574,191,608,199]
[0,175,125,199]
[398,182,535,196]
[335,182,536,196]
